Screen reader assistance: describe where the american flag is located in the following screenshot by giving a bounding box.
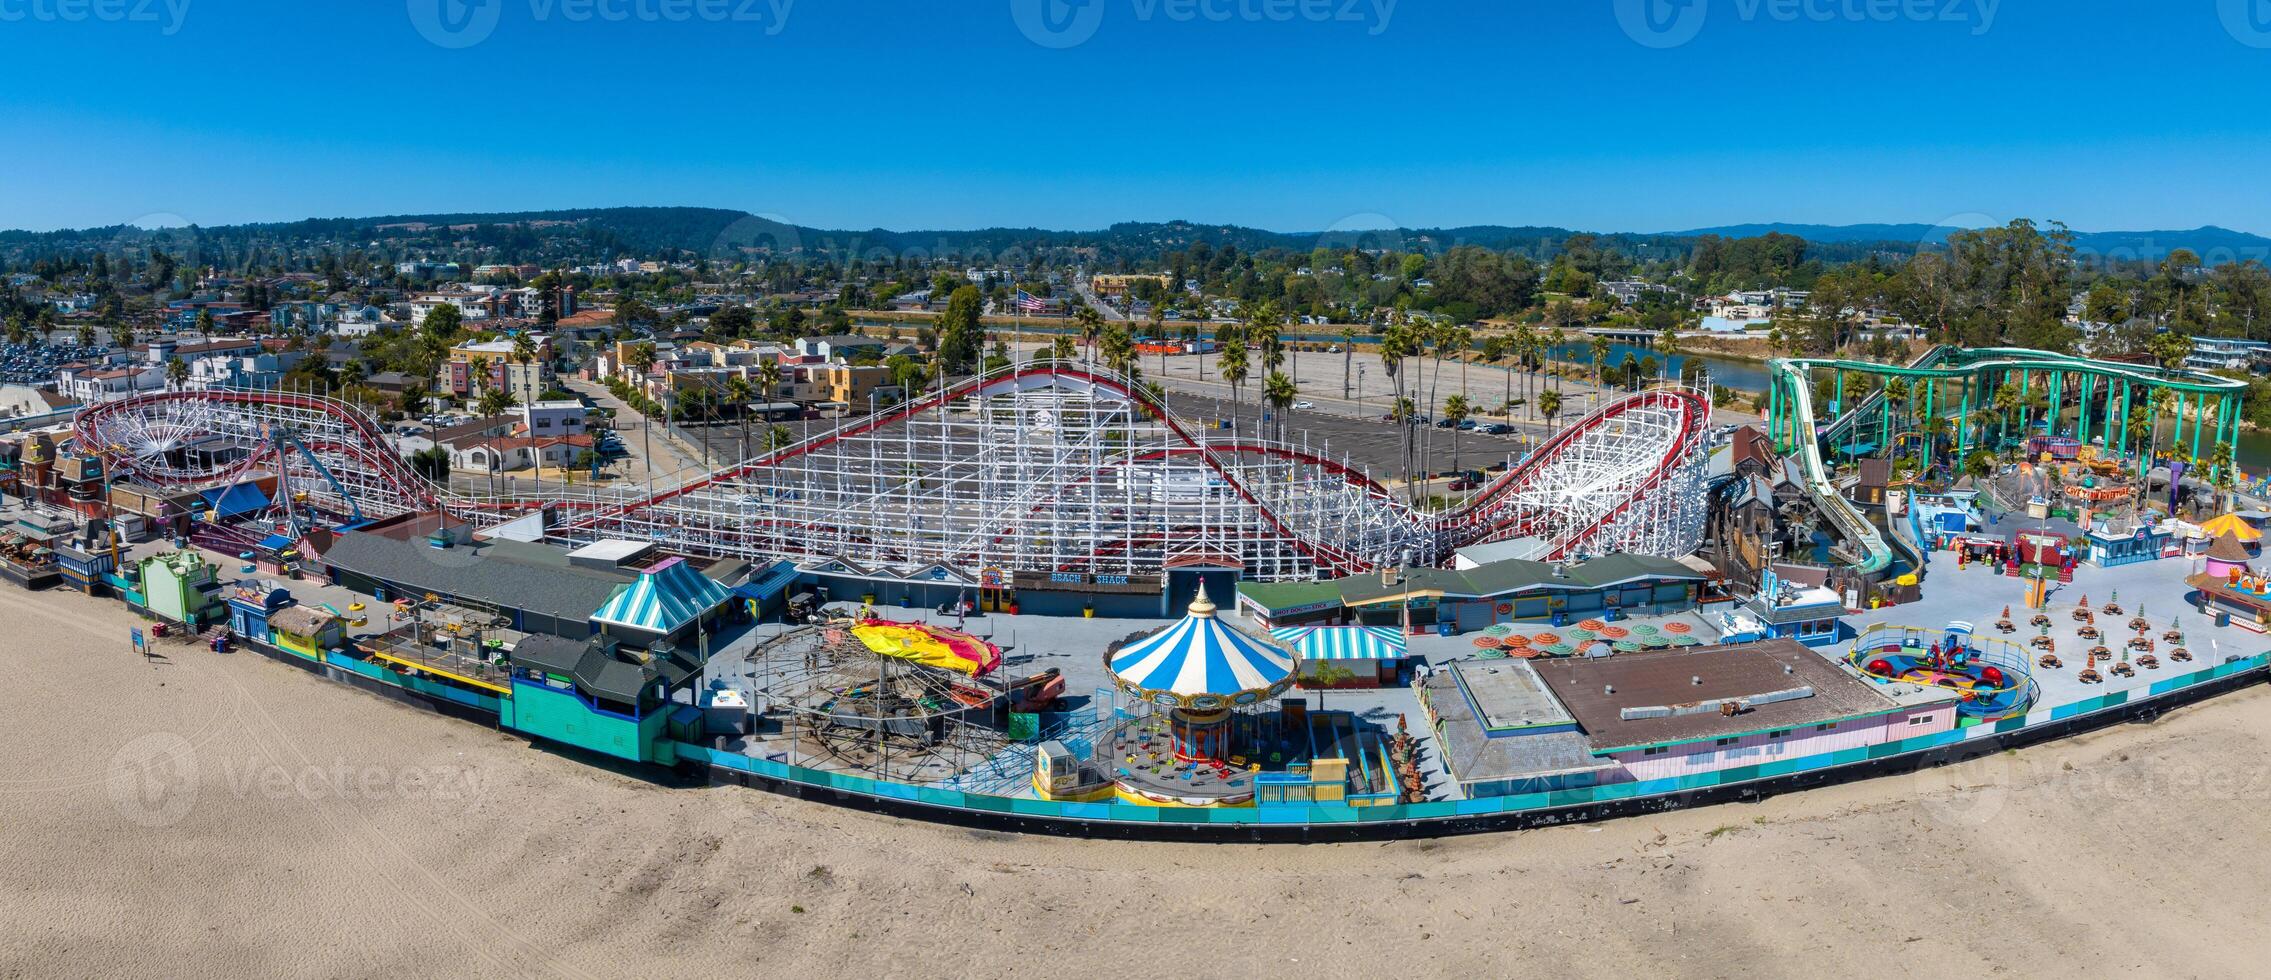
[1014,289,1046,313]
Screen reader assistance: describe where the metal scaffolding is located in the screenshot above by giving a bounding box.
[71,366,1716,586]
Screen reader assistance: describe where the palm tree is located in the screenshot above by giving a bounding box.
[1050,335,1076,361]
[1481,335,1511,416]
[1589,335,1612,391]
[1339,325,1357,399]
[1263,370,1298,442]
[1073,305,1104,365]
[724,375,756,462]
[1920,415,1951,472]
[1443,394,1472,476]
[1447,325,1474,416]
[164,357,189,389]
[512,333,540,489]
[1100,323,1137,379]
[466,355,490,402]
[758,357,783,406]
[1218,335,1249,421]
[1537,389,1564,440]
[1149,302,1169,377]
[1379,318,1418,497]
[1513,323,1540,419]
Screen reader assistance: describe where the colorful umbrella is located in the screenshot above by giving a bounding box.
[1502,634,1531,648]
[1472,635,1501,649]
[1673,635,1703,647]
[1599,626,1631,640]
[1578,619,1607,631]
[1612,640,1642,653]
[1483,624,1514,638]
[1543,643,1575,657]
[1532,633,1562,646]
[1663,621,1693,635]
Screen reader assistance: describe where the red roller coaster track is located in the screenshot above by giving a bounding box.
[68,366,1709,577]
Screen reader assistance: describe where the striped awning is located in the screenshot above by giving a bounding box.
[1109,593,1293,708]
[1269,625,1407,662]
[591,557,733,636]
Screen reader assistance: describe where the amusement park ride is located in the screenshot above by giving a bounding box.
[69,364,1717,588]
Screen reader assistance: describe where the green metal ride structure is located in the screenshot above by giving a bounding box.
[1764,346,2247,576]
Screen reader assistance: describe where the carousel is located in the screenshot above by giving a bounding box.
[1102,592,1297,806]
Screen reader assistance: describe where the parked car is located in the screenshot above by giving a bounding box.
[1433,417,1457,428]
[1456,419,1478,431]
[1291,400,1315,410]
[1480,422,1513,435]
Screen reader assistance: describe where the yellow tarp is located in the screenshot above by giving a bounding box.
[2198,513,2262,543]
[851,620,1001,677]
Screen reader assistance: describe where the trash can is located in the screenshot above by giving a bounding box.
[1436,621,1456,638]
[2216,611,2231,628]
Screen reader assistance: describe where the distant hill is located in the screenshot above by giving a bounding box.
[1666,221,2271,262]
[6,209,2267,266]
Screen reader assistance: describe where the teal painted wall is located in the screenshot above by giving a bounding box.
[504,681,669,762]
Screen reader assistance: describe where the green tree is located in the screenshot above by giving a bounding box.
[758,357,783,403]
[1443,393,1473,476]
[1217,335,1250,417]
[1073,304,1104,365]
[407,446,451,482]
[1262,370,1298,442]
[1100,322,1137,378]
[420,304,461,343]
[164,357,189,388]
[1537,389,1564,438]
[477,386,515,417]
[937,285,985,375]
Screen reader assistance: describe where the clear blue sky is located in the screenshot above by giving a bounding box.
[2,0,2268,234]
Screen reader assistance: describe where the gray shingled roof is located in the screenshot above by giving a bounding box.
[322,532,634,624]
[509,634,702,705]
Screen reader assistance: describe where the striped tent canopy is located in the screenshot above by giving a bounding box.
[591,556,734,637]
[1109,594,1294,710]
[1270,625,1408,662]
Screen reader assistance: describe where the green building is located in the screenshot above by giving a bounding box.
[1236,553,1708,632]
[133,550,223,626]
[501,634,706,763]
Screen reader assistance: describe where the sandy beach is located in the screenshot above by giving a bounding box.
[5,581,2270,979]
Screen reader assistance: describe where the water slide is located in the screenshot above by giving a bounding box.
[1772,357,1896,576]
[1814,345,1950,453]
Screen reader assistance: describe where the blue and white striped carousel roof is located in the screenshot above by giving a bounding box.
[1109,594,1294,700]
[1268,625,1407,661]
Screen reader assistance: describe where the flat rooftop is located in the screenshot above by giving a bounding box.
[1423,667,1615,788]
[1450,659,1574,732]
[1532,639,1913,752]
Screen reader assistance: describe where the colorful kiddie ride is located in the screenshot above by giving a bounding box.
[1848,621,2038,721]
